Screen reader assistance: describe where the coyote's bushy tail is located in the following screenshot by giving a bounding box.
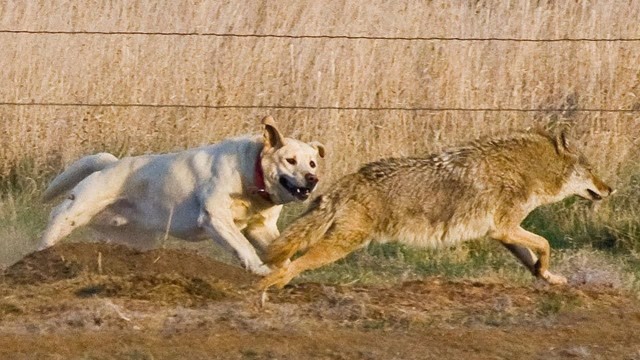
[42,153,118,202]
[265,194,339,266]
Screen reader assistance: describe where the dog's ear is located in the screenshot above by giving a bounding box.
[262,116,284,149]
[309,141,326,158]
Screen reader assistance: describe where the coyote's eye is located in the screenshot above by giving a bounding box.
[310,161,316,168]
[286,158,297,165]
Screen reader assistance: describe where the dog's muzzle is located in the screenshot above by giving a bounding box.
[279,175,317,201]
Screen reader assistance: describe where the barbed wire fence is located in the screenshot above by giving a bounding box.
[2,29,639,113]
[1,102,638,113]
[3,29,640,42]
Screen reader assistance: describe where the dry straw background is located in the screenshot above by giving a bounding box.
[0,1,639,265]
[1,0,640,187]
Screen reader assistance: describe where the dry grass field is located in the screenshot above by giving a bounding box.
[1,1,640,358]
[2,1,640,183]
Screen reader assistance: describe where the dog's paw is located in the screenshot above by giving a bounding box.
[251,263,273,276]
[542,271,568,285]
[36,242,53,252]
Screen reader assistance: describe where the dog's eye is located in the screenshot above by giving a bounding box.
[286,158,297,165]
[310,161,316,168]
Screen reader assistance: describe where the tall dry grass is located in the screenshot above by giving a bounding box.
[1,1,640,184]
[0,1,639,264]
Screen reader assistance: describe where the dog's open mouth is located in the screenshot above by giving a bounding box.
[587,189,603,201]
[279,177,312,201]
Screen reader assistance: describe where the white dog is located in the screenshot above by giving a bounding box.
[40,116,325,275]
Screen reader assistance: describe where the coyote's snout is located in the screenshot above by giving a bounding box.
[259,129,613,290]
[572,162,614,201]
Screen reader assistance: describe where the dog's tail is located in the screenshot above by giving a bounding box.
[264,194,339,266]
[42,153,118,202]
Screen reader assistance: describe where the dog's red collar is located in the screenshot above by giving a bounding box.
[254,155,273,203]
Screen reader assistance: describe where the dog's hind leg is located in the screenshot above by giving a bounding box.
[42,153,117,202]
[39,171,122,250]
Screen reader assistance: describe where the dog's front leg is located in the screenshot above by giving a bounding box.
[197,206,272,276]
[243,206,283,261]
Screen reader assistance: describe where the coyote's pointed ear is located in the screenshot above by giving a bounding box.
[262,116,284,149]
[309,141,326,158]
[554,128,574,155]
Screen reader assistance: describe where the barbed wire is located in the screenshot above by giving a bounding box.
[0,102,637,112]
[2,29,640,42]
[3,30,638,114]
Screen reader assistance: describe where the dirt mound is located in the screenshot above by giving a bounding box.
[1,242,261,309]
[2,242,258,286]
[1,243,640,358]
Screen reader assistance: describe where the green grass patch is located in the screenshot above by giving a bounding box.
[522,194,640,253]
[296,240,533,286]
[537,292,583,316]
[0,192,50,267]
[2,168,639,292]
[0,302,23,316]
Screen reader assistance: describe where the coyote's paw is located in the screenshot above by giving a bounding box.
[256,268,292,291]
[541,270,568,285]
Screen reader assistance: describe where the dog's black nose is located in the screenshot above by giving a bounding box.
[305,173,318,187]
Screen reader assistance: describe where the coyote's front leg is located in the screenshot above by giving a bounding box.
[491,226,567,285]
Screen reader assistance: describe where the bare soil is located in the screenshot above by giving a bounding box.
[1,243,639,360]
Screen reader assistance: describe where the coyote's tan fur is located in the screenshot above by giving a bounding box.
[259,129,613,290]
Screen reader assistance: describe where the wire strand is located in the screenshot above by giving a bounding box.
[2,29,640,42]
[0,102,637,112]
[3,31,638,113]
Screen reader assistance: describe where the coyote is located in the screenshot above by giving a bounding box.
[40,116,325,275]
[259,129,613,289]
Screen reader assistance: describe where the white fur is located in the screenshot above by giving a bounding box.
[40,128,323,275]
